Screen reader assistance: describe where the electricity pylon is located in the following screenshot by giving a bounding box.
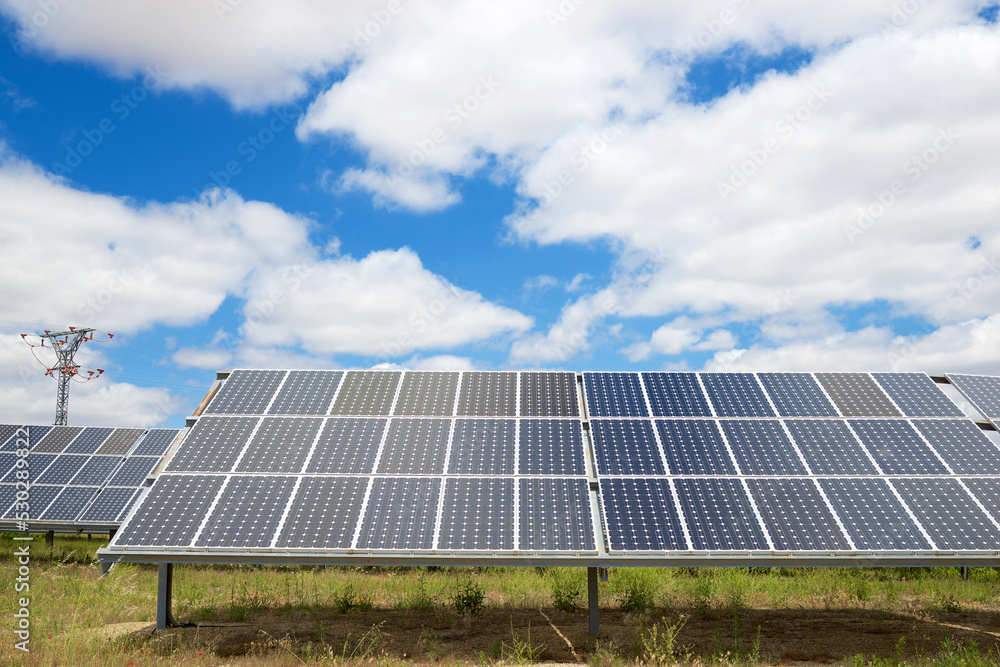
[22,327,112,425]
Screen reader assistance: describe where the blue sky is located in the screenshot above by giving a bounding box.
[0,1,998,428]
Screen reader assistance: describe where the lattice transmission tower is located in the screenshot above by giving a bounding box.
[22,327,113,425]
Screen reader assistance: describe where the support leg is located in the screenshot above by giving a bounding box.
[45,530,54,547]
[588,567,599,636]
[961,566,970,581]
[109,529,116,541]
[157,563,178,629]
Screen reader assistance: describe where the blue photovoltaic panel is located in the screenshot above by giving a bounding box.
[39,486,98,521]
[848,420,947,475]
[520,372,579,417]
[591,419,664,476]
[815,373,900,417]
[204,369,286,415]
[583,372,648,417]
[32,426,84,453]
[267,370,343,415]
[757,373,838,417]
[235,417,323,473]
[96,428,146,455]
[721,421,807,476]
[600,478,687,551]
[746,478,850,550]
[438,478,514,550]
[165,416,258,472]
[1,425,51,452]
[872,373,963,417]
[275,477,367,549]
[892,478,1000,551]
[306,418,385,474]
[195,476,297,548]
[64,427,114,454]
[393,371,459,416]
[912,419,1000,475]
[519,478,596,552]
[357,477,440,550]
[518,419,585,475]
[448,419,515,475]
[377,418,450,475]
[784,420,878,475]
[1,453,56,483]
[112,475,227,547]
[106,456,160,487]
[456,372,517,416]
[80,487,141,523]
[69,455,122,486]
[330,370,401,416]
[962,478,1000,524]
[0,484,16,516]
[642,372,712,417]
[658,420,736,475]
[700,373,775,417]
[819,478,930,550]
[947,374,1000,419]
[3,484,61,520]
[34,454,89,485]
[132,429,179,456]
[0,425,20,449]
[675,478,770,551]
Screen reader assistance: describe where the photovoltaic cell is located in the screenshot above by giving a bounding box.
[0,483,16,516]
[591,419,664,476]
[448,419,515,475]
[891,478,1000,550]
[675,478,769,551]
[165,416,258,472]
[64,427,114,454]
[32,426,84,453]
[356,477,439,550]
[658,420,735,475]
[80,487,141,523]
[873,373,963,417]
[1,453,56,483]
[393,371,459,416]
[518,419,586,476]
[39,486,98,521]
[583,372,648,417]
[848,420,947,474]
[456,371,517,416]
[600,478,687,551]
[815,373,900,417]
[721,421,806,475]
[948,374,1000,419]
[306,418,385,474]
[196,476,297,547]
[520,372,579,417]
[784,420,878,475]
[204,369,286,415]
[235,417,323,473]
[69,455,122,486]
[819,478,930,550]
[132,429,179,456]
[34,454,89,485]
[267,370,343,415]
[377,418,450,475]
[519,478,595,551]
[96,428,145,455]
[330,370,401,416]
[911,419,1000,475]
[112,475,226,547]
[0,425,19,449]
[3,484,61,520]
[642,372,712,417]
[438,478,514,550]
[746,478,850,550]
[106,456,160,487]
[962,478,1000,524]
[2,426,51,452]
[275,477,367,549]
[757,373,838,417]
[700,373,775,417]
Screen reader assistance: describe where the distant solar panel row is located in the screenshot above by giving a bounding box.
[948,374,1000,420]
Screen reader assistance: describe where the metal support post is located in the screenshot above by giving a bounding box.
[157,563,178,629]
[961,566,970,581]
[588,566,599,636]
[45,530,54,547]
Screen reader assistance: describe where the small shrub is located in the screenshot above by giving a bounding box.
[334,585,373,613]
[453,580,486,616]
[616,569,658,612]
[691,575,714,617]
[640,615,688,666]
[549,569,583,611]
[501,619,545,663]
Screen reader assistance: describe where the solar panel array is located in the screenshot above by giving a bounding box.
[102,370,1000,566]
[0,426,180,528]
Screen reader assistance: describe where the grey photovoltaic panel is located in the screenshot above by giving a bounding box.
[848,419,947,475]
[39,486,98,521]
[600,478,687,551]
[456,371,517,416]
[235,417,323,473]
[448,419,515,475]
[892,478,1000,550]
[3,484,61,520]
[947,374,1000,419]
[583,372,648,417]
[659,420,737,475]
[393,372,459,416]
[357,477,439,550]
[32,426,84,453]
[872,373,964,417]
[34,454,90,485]
[306,418,385,474]
[962,478,1000,523]
[0,484,16,516]
[591,419,664,476]
[438,478,514,550]
[204,369,286,415]
[785,419,878,475]
[69,455,122,486]
[112,475,226,547]
[267,370,344,415]
[132,429,179,456]
[721,420,807,476]
[377,418,451,475]
[2,425,51,452]
[519,478,596,551]
[815,373,901,417]
[275,477,367,549]
[196,476,297,548]
[165,416,258,472]
[912,419,1000,475]
[1,453,56,483]
[642,372,712,417]
[0,453,15,481]
[746,479,851,550]
[819,478,930,550]
[330,370,401,416]
[518,419,586,476]
[675,478,770,551]
[80,487,142,523]
[106,456,161,487]
[64,427,114,454]
[0,425,19,449]
[757,373,838,417]
[520,371,579,417]
[96,428,146,455]
[700,373,775,417]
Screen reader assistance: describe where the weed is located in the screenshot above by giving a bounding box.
[334,584,373,613]
[549,568,584,611]
[692,574,714,617]
[616,568,659,612]
[937,592,963,613]
[453,580,486,616]
[501,618,545,663]
[639,615,688,665]
[228,580,268,621]
[340,621,384,661]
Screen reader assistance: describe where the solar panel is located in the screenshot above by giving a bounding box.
[393,371,459,416]
[848,420,947,474]
[784,420,878,475]
[235,417,323,473]
[96,428,146,455]
[911,419,1000,474]
[376,418,451,474]
[891,478,1000,550]
[757,373,838,417]
[195,476,297,548]
[0,453,56,483]
[165,417,258,472]
[267,370,344,415]
[204,369,286,415]
[583,372,648,417]
[80,487,142,523]
[112,475,227,547]
[721,420,806,475]
[962,478,1000,523]
[106,456,160,486]
[947,374,1000,419]
[674,478,770,551]
[448,419,515,475]
[746,478,851,550]
[872,373,964,417]
[69,455,122,486]
[31,426,84,453]
[518,419,586,475]
[600,477,687,551]
[0,425,20,449]
[815,373,901,417]
[591,419,664,475]
[700,373,775,417]
[2,426,51,452]
[34,454,90,485]
[329,370,401,416]
[132,429,179,456]
[437,478,514,550]
[356,477,439,550]
[39,486,98,521]
[64,427,114,454]
[520,372,579,417]
[274,477,367,549]
[818,478,930,550]
[456,371,517,416]
[658,420,736,475]
[3,484,61,520]
[519,478,595,551]
[642,372,712,416]
[306,418,385,474]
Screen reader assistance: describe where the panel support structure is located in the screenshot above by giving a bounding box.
[961,566,969,581]
[157,563,179,629]
[588,566,599,636]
